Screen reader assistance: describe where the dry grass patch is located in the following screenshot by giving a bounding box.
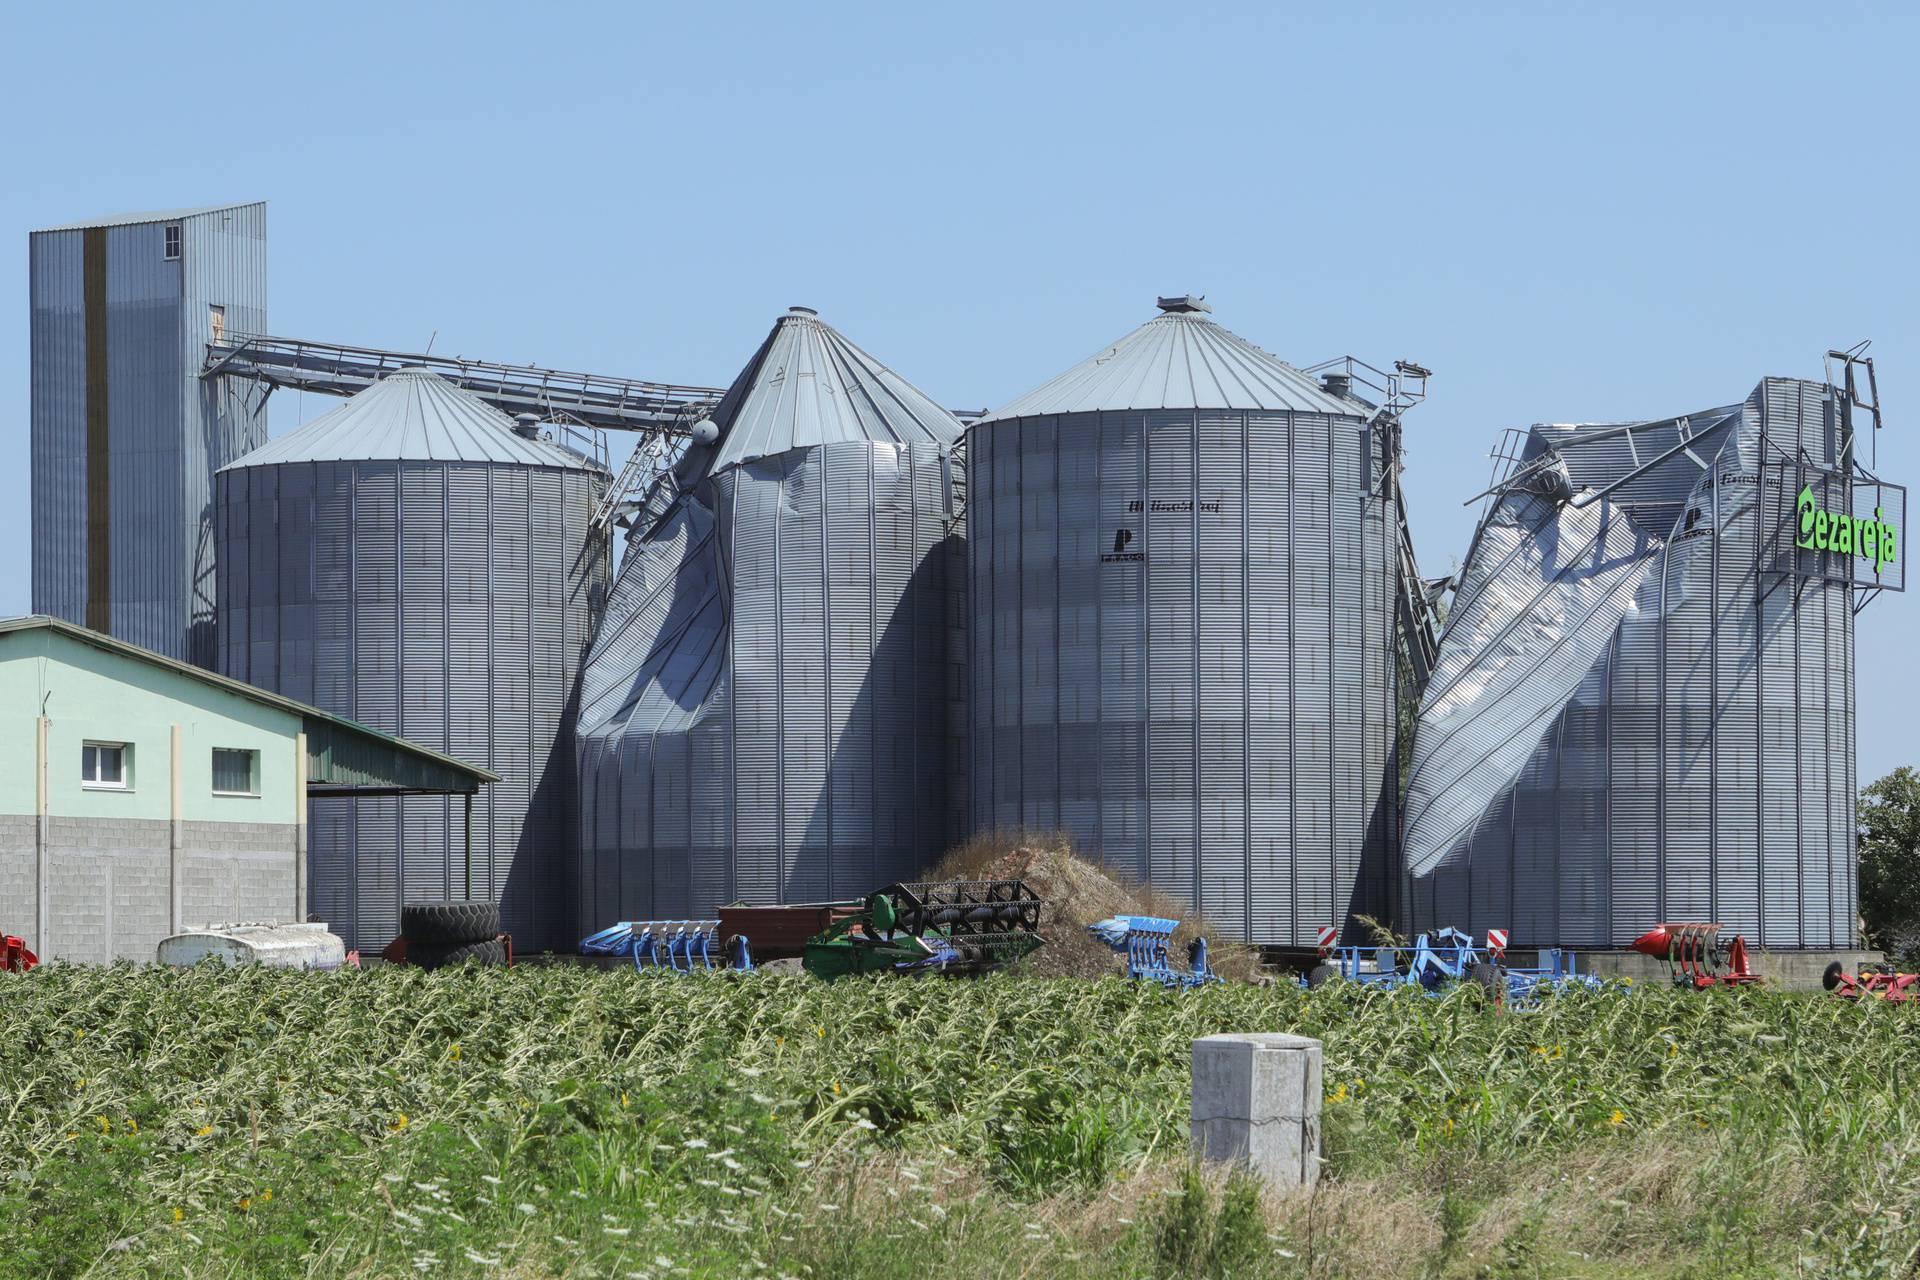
[929,828,1264,981]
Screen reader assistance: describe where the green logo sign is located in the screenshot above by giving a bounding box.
[1797,486,1897,573]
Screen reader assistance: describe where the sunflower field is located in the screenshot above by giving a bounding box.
[3,963,1918,1279]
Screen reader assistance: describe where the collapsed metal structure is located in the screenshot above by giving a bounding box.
[1403,359,1902,949]
[574,308,965,923]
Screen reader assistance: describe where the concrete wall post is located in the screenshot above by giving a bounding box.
[293,731,307,924]
[169,723,182,933]
[1191,1033,1323,1190]
[35,715,49,956]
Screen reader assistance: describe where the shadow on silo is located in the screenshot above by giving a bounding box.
[789,532,962,902]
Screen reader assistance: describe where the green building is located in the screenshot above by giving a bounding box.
[0,616,494,963]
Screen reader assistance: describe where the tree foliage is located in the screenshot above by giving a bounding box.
[1858,766,1920,963]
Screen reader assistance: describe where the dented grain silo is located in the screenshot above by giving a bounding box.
[215,369,609,951]
[575,308,964,924]
[966,297,1405,947]
[1403,372,1903,949]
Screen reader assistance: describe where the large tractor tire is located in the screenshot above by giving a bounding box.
[409,938,508,971]
[402,901,501,945]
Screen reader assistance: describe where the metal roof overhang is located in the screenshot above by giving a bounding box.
[302,717,492,798]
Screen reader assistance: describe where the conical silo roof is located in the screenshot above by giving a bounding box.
[982,296,1353,420]
[221,367,597,471]
[691,307,962,478]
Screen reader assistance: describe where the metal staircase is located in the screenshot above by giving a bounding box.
[590,432,687,537]
[1396,485,1444,691]
[1305,355,1445,694]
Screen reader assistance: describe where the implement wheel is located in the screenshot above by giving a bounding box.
[1469,962,1503,998]
[1307,963,1340,989]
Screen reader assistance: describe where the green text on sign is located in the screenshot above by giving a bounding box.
[1797,485,1897,573]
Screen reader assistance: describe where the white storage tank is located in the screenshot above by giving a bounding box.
[158,922,349,970]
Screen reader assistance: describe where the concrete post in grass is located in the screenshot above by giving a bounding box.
[1190,1033,1323,1189]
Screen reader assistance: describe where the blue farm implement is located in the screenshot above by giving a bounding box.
[1307,927,1602,1004]
[580,920,754,973]
[1085,915,1221,988]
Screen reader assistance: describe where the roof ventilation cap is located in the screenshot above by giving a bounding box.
[690,418,720,445]
[1155,295,1211,314]
[512,413,543,440]
[1320,371,1352,398]
[787,306,818,316]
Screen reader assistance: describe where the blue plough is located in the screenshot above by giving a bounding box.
[1307,927,1603,1004]
[1086,915,1222,988]
[580,920,754,973]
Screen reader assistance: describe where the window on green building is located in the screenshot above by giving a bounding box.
[212,748,259,796]
[82,742,129,789]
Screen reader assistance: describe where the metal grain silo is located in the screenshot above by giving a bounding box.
[215,369,609,951]
[967,297,1401,947]
[1403,374,1885,949]
[576,308,963,926]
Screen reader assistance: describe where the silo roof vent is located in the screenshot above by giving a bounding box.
[1155,295,1212,314]
[787,306,819,316]
[513,413,542,440]
[1321,371,1352,398]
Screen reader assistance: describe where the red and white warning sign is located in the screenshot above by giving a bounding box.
[1315,924,1339,953]
[1486,928,1509,956]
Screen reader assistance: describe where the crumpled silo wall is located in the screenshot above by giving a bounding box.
[216,459,607,951]
[576,438,961,924]
[1404,377,1857,948]
[967,408,1399,947]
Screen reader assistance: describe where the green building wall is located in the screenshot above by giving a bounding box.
[0,626,305,962]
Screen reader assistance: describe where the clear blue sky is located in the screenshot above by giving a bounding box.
[2,3,1914,779]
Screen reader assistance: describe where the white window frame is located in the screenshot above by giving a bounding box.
[163,224,182,261]
[82,741,131,791]
[211,747,260,798]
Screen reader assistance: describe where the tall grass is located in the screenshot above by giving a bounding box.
[2,963,1916,1277]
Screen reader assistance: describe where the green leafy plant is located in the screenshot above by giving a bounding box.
[2,962,1917,1277]
[1859,766,1920,963]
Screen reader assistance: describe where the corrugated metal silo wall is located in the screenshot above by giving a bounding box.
[215,459,607,951]
[967,409,1397,947]
[1408,378,1856,948]
[28,229,87,633]
[575,439,959,926]
[28,210,266,666]
[183,206,270,667]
